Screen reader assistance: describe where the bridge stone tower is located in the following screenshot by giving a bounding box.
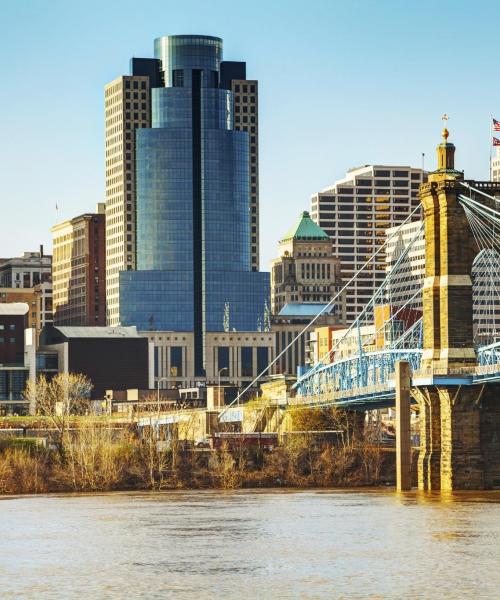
[420,128,476,371]
[415,128,500,490]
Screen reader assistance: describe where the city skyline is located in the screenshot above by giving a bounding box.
[2,0,499,270]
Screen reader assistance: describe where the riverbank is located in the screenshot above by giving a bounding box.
[0,433,395,495]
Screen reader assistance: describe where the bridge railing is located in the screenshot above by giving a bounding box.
[412,365,477,377]
[474,364,500,378]
[290,382,395,408]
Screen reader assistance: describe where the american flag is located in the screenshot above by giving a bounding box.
[493,137,500,146]
[493,118,500,131]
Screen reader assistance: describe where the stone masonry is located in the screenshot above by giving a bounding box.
[416,129,500,490]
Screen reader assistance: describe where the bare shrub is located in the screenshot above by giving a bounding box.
[25,373,93,455]
[0,448,51,494]
[209,443,241,489]
[62,420,133,491]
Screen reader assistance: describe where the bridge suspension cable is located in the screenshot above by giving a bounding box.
[218,203,423,418]
[459,186,500,345]
[305,222,425,375]
[294,221,425,389]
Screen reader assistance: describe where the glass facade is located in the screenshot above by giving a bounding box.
[154,35,223,88]
[120,35,270,373]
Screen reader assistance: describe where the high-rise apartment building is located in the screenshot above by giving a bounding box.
[310,165,426,323]
[51,205,106,326]
[118,35,269,377]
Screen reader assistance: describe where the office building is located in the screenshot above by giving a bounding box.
[0,248,51,288]
[119,35,269,379]
[105,37,261,323]
[104,63,159,325]
[272,305,343,376]
[385,220,425,309]
[270,210,344,317]
[220,63,260,270]
[0,303,29,414]
[0,284,53,337]
[386,219,500,345]
[268,210,345,376]
[0,249,53,338]
[51,205,106,326]
[143,330,274,389]
[491,147,500,181]
[311,165,426,323]
[37,325,152,400]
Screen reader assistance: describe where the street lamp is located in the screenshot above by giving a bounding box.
[218,367,228,408]
[156,377,169,416]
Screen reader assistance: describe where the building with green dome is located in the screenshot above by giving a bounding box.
[270,211,344,317]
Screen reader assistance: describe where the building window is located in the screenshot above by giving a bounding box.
[218,347,230,374]
[257,347,268,374]
[241,347,253,377]
[170,346,183,377]
[173,69,184,87]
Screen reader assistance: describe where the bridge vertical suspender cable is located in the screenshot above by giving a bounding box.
[218,203,423,419]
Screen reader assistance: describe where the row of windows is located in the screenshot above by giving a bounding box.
[234,116,257,125]
[234,84,256,94]
[105,77,147,98]
[234,105,256,114]
[234,95,256,106]
[299,263,333,280]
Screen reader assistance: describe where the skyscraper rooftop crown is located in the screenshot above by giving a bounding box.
[281,211,330,242]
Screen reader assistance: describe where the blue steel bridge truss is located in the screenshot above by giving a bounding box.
[292,183,500,410]
[219,183,500,418]
[294,341,500,410]
[294,348,423,410]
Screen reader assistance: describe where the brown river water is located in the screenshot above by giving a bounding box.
[0,489,499,599]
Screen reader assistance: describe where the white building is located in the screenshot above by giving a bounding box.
[385,220,425,309]
[491,147,500,181]
[142,330,275,390]
[104,75,152,325]
[311,165,426,324]
[0,249,51,289]
[385,220,500,345]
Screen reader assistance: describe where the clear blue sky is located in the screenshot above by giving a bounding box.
[1,0,497,268]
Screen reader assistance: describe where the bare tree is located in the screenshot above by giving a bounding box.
[24,373,93,455]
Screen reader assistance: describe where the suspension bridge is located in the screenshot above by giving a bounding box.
[289,127,500,491]
[292,179,500,409]
[219,126,500,491]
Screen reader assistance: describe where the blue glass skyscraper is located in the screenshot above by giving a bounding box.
[119,35,269,375]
